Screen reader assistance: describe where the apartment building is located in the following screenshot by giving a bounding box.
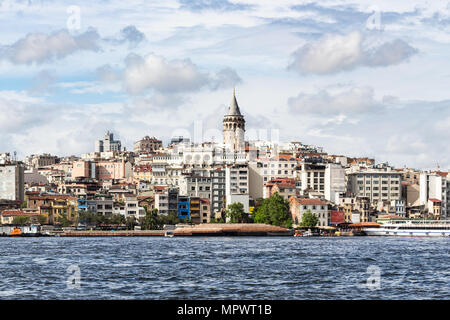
[211,168,226,216]
[0,162,25,202]
[133,136,163,154]
[264,178,296,200]
[347,168,402,205]
[296,162,326,194]
[289,197,329,227]
[419,172,449,219]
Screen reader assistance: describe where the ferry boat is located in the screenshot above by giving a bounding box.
[363,220,450,237]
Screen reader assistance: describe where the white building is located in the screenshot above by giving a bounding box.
[95,131,122,153]
[225,164,249,216]
[420,172,449,219]
[324,164,346,203]
[0,162,25,202]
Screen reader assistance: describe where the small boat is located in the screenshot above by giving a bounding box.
[294,229,313,237]
[302,230,313,237]
[164,231,174,238]
[9,227,22,237]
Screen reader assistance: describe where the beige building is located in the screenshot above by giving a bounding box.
[290,197,329,227]
[133,136,163,154]
[347,168,402,205]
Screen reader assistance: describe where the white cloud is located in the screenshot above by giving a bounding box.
[123,53,209,94]
[122,52,241,94]
[288,31,417,74]
[0,28,100,65]
[288,86,380,114]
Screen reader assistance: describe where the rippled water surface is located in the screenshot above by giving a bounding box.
[0,237,449,299]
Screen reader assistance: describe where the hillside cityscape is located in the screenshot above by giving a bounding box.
[0,90,448,232]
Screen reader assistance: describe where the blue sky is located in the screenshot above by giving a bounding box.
[0,0,449,170]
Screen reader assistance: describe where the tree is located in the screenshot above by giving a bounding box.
[57,215,74,227]
[210,217,224,223]
[141,209,158,230]
[126,216,137,230]
[79,211,97,225]
[253,193,292,228]
[12,215,30,225]
[300,209,319,228]
[37,215,47,225]
[225,202,249,223]
[158,211,181,226]
[110,214,125,225]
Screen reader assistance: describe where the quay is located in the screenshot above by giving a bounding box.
[53,224,294,237]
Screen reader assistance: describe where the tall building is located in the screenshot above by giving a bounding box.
[419,172,449,219]
[223,89,245,151]
[0,162,25,202]
[95,131,122,153]
[324,163,346,203]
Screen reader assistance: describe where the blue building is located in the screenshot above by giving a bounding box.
[178,196,190,220]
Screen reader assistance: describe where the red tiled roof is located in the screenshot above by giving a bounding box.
[290,197,327,205]
[1,210,39,216]
[435,171,448,177]
[266,177,295,184]
[28,195,76,200]
[271,154,296,161]
[134,165,152,172]
[429,198,441,203]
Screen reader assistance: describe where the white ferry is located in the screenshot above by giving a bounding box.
[363,220,450,237]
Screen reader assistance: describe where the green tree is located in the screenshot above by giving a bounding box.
[126,216,137,230]
[253,193,292,228]
[141,209,159,230]
[110,214,125,225]
[79,211,97,225]
[57,215,74,227]
[20,201,27,209]
[300,209,319,228]
[158,211,181,227]
[225,202,249,223]
[37,215,47,225]
[12,215,30,225]
[210,217,224,223]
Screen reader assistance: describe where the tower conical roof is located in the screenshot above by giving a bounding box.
[227,88,242,116]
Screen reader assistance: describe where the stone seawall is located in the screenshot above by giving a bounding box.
[59,224,293,237]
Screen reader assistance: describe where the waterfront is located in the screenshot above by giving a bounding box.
[0,237,449,300]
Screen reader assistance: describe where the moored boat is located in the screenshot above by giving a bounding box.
[9,227,22,237]
[363,219,450,237]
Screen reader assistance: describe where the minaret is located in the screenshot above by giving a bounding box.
[223,88,245,151]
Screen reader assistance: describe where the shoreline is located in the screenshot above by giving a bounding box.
[1,223,296,237]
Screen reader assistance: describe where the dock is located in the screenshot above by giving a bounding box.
[56,224,293,237]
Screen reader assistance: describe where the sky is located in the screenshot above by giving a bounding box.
[0,0,449,170]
